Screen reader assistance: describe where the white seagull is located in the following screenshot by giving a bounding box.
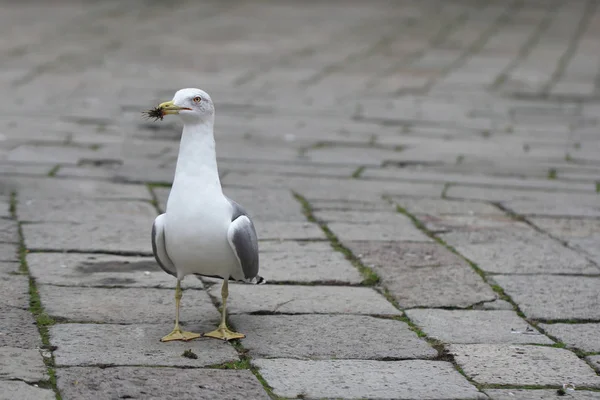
[149,88,264,342]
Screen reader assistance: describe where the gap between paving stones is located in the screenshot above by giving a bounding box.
[389,195,600,382]
[494,202,600,270]
[291,191,492,393]
[10,191,62,399]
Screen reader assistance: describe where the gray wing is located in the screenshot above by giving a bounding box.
[151,214,177,277]
[226,197,260,280]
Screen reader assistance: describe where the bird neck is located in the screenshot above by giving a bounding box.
[172,120,222,191]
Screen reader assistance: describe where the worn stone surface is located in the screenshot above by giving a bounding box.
[440,228,598,275]
[539,323,600,353]
[450,344,600,387]
[0,381,55,400]
[406,310,553,344]
[57,367,270,400]
[253,359,485,399]
[39,286,218,324]
[348,242,496,308]
[484,389,600,400]
[214,284,401,316]
[493,275,600,320]
[258,241,363,283]
[0,274,30,309]
[327,218,433,242]
[51,323,238,367]
[0,219,19,244]
[0,347,48,382]
[0,244,18,262]
[230,314,436,359]
[0,305,41,349]
[27,253,202,289]
[21,199,157,253]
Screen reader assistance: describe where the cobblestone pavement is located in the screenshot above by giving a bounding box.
[1,0,599,399]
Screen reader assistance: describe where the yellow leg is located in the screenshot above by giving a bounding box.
[203,278,245,341]
[160,280,201,342]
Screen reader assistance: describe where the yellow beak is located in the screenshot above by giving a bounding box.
[158,100,190,115]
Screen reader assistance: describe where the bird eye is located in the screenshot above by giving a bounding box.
[193,96,202,103]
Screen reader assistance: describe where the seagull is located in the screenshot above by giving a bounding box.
[149,88,264,342]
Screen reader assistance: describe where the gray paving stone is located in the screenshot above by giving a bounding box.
[57,367,270,400]
[440,228,598,274]
[0,347,48,382]
[394,199,515,220]
[17,197,157,224]
[255,221,327,240]
[258,242,363,284]
[0,274,29,309]
[421,215,522,232]
[484,389,600,400]
[212,284,401,316]
[50,323,238,367]
[539,323,600,353]
[0,261,20,275]
[38,286,219,324]
[326,214,433,242]
[493,275,600,320]
[347,242,497,308]
[0,381,55,400]
[450,344,600,387]
[27,253,202,289]
[0,219,18,244]
[8,176,150,201]
[529,217,600,263]
[0,305,41,349]
[22,221,154,254]
[0,244,18,262]
[252,359,485,399]
[230,314,436,360]
[406,309,553,344]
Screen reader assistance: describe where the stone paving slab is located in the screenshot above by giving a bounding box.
[0,219,19,244]
[26,253,203,289]
[440,228,598,275]
[0,305,41,349]
[57,367,270,400]
[252,359,485,399]
[393,197,505,216]
[50,323,238,367]
[212,284,401,316]
[9,177,150,201]
[257,242,363,284]
[493,275,600,320]
[0,347,48,382]
[230,314,436,360]
[406,309,553,345]
[22,221,152,254]
[450,344,600,387]
[0,243,18,262]
[324,211,433,241]
[255,221,327,240]
[484,389,600,400]
[39,286,219,324]
[539,323,600,353]
[0,381,55,400]
[347,242,497,308]
[0,274,30,309]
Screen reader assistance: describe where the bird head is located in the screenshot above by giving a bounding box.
[157,88,215,124]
